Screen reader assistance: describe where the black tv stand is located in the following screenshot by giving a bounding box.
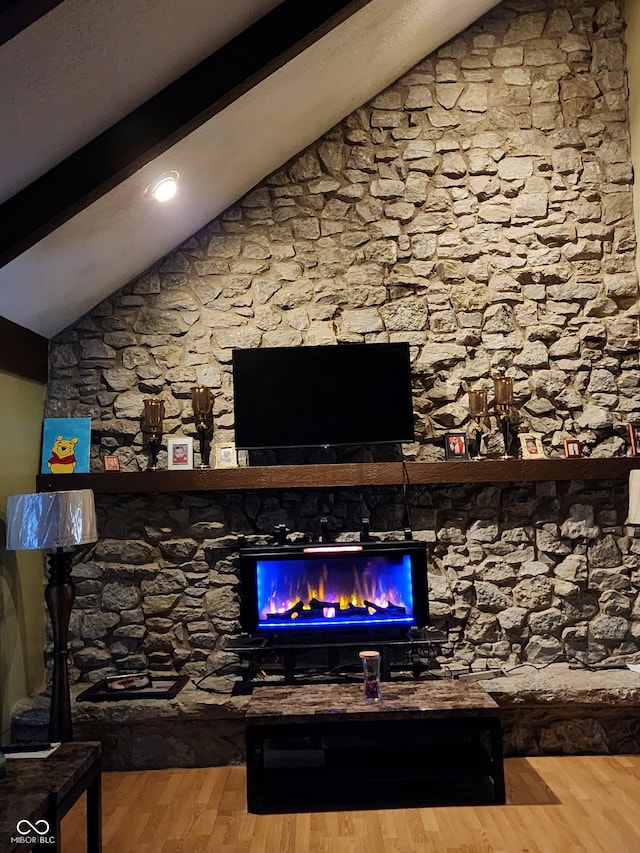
[245,681,505,813]
[224,629,445,685]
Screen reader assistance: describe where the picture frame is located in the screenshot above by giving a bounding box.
[104,672,151,691]
[77,674,188,703]
[444,432,469,460]
[167,437,194,470]
[41,417,91,474]
[520,432,545,459]
[629,422,640,456]
[563,439,582,459]
[102,454,120,472]
[215,441,238,468]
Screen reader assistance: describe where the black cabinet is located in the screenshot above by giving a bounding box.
[245,684,505,813]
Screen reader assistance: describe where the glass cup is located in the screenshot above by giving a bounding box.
[468,389,488,418]
[359,650,382,701]
[493,376,514,405]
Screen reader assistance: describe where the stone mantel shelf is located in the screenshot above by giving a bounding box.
[35,457,640,495]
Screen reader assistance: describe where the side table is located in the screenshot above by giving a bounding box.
[0,742,101,853]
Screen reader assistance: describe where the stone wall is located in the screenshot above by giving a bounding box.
[45,0,640,684]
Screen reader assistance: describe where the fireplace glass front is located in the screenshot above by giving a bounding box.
[239,540,429,638]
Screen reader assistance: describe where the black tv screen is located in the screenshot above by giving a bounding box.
[232,342,415,450]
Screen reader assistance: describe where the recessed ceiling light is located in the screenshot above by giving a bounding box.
[146,171,179,202]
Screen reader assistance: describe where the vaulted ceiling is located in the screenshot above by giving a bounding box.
[0,0,501,339]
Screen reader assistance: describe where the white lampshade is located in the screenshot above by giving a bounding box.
[6,489,98,550]
[628,471,640,525]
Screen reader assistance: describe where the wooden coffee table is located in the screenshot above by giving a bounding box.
[245,680,504,813]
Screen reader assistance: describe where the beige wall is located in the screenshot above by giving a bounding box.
[626,0,640,276]
[0,369,46,739]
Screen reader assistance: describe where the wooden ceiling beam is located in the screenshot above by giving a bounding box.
[0,314,48,382]
[0,0,65,49]
[0,0,374,270]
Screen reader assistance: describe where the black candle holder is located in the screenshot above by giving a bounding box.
[493,377,515,459]
[191,386,214,468]
[497,408,512,458]
[473,426,484,458]
[468,389,489,461]
[142,399,165,470]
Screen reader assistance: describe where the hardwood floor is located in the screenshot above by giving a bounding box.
[60,756,640,853]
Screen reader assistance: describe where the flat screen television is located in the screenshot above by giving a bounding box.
[239,539,429,637]
[232,342,414,450]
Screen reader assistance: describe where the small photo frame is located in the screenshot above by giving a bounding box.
[215,442,238,468]
[444,432,469,460]
[628,423,640,456]
[563,439,582,459]
[167,437,194,470]
[102,454,120,472]
[520,433,544,459]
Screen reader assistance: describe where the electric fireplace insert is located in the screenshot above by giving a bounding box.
[239,539,429,639]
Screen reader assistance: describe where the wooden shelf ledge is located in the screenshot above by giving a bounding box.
[35,457,640,495]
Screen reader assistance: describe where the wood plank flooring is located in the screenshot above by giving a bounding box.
[60,756,640,853]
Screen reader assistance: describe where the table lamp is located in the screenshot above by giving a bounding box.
[6,489,98,742]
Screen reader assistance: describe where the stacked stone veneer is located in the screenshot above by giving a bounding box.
[45,0,640,684]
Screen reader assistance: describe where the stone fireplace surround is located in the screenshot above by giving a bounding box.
[41,0,640,681]
[17,0,640,766]
[11,665,640,771]
[40,476,640,688]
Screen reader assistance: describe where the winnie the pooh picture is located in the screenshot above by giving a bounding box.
[40,417,91,474]
[47,435,80,473]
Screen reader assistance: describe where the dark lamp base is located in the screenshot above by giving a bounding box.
[46,547,75,742]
